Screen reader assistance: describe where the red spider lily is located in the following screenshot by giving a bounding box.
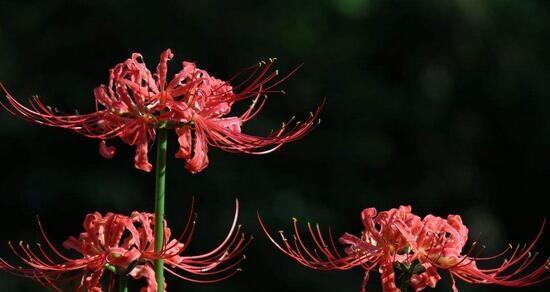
[0,200,249,291]
[0,49,322,173]
[259,206,549,292]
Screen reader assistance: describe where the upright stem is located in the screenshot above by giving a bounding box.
[117,275,128,292]
[398,270,411,292]
[398,260,423,292]
[154,128,168,291]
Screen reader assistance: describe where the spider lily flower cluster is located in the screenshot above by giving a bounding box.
[259,206,549,292]
[2,48,547,292]
[0,200,249,291]
[0,49,322,173]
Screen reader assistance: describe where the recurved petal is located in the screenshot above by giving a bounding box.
[62,236,83,253]
[380,259,400,292]
[156,49,174,90]
[129,264,164,292]
[184,129,209,173]
[339,233,378,255]
[168,61,197,91]
[410,264,441,290]
[202,103,232,119]
[85,269,105,291]
[107,247,141,270]
[175,126,192,160]
[215,117,242,133]
[99,140,116,159]
[134,131,152,172]
[361,208,378,224]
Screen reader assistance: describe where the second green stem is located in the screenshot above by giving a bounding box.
[118,275,128,292]
[154,128,168,291]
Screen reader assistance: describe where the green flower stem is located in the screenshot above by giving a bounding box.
[399,275,411,292]
[154,127,168,291]
[397,260,424,292]
[118,275,128,292]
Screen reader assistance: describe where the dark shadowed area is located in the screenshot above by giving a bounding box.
[0,0,548,291]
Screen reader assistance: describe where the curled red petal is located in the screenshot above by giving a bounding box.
[134,131,152,172]
[156,49,174,91]
[380,258,400,292]
[129,264,164,292]
[99,140,116,159]
[175,126,192,160]
[184,128,209,173]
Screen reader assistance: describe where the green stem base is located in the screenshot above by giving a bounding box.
[154,128,168,291]
[118,275,128,292]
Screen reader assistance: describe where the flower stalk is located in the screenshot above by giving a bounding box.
[396,260,423,292]
[154,126,168,291]
[118,275,128,292]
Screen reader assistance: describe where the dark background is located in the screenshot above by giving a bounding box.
[0,0,548,291]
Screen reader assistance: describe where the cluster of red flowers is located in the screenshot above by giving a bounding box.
[0,200,249,291]
[260,206,549,291]
[1,49,322,173]
[1,49,548,291]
